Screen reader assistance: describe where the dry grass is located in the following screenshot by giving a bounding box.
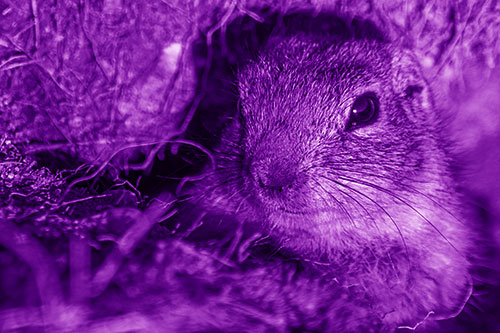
[0,0,499,331]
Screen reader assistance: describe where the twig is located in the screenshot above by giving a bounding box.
[181,211,206,238]
[59,140,171,201]
[53,194,112,208]
[78,0,110,82]
[0,307,42,331]
[0,60,38,71]
[397,311,434,330]
[0,55,29,69]
[127,143,165,171]
[0,219,64,327]
[173,1,236,138]
[237,232,262,263]
[91,203,176,297]
[86,312,154,332]
[0,160,22,165]
[30,0,40,50]
[69,236,90,305]
[109,178,143,202]
[206,0,237,47]
[12,23,35,40]
[170,139,216,196]
[237,3,265,22]
[219,219,243,263]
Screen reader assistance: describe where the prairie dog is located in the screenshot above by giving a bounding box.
[185,19,474,331]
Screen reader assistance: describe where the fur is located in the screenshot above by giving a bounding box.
[180,16,476,332]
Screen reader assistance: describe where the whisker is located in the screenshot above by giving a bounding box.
[336,174,461,255]
[319,165,466,226]
[192,165,241,179]
[214,150,243,157]
[235,193,251,215]
[319,174,409,256]
[311,178,357,230]
[190,175,244,203]
[226,186,247,202]
[215,158,244,165]
[309,149,439,172]
[334,187,382,237]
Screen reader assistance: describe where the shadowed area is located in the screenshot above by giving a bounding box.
[0,0,499,332]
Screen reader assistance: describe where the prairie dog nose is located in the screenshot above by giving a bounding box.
[251,156,301,194]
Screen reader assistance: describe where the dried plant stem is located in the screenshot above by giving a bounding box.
[30,0,40,50]
[70,236,90,305]
[91,202,176,297]
[0,219,63,326]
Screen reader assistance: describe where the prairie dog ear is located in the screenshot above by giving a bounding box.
[391,49,435,124]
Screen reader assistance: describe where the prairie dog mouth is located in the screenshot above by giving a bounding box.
[277,206,329,215]
[278,207,310,215]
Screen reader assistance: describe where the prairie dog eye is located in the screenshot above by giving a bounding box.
[347,93,379,129]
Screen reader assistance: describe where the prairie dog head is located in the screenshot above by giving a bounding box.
[210,34,472,322]
[230,36,466,258]
[184,16,473,326]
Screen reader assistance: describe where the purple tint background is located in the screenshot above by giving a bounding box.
[0,0,499,331]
